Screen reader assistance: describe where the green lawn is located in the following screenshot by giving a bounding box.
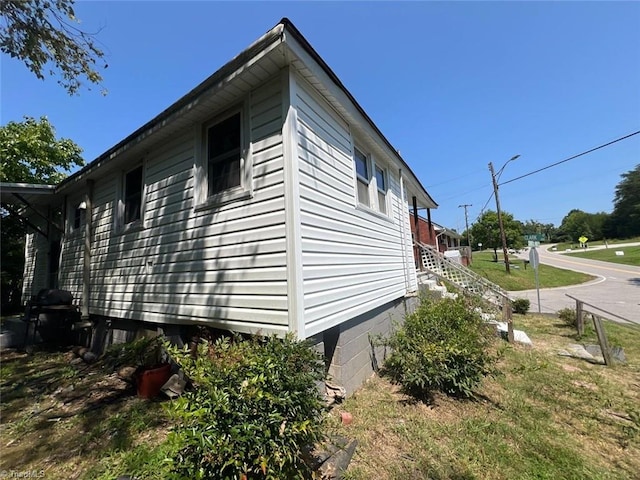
[330,314,640,480]
[468,251,595,291]
[553,236,640,251]
[564,245,640,266]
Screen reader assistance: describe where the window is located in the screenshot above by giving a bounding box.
[123,165,143,226]
[354,147,370,207]
[73,207,85,230]
[375,166,387,215]
[207,112,241,196]
[196,105,251,208]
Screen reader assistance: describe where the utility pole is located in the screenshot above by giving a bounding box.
[458,203,472,260]
[489,161,512,274]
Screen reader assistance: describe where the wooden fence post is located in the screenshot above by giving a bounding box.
[576,299,584,336]
[592,315,612,366]
[503,297,514,343]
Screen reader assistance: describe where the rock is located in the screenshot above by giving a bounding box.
[77,347,89,357]
[117,366,137,381]
[64,351,77,362]
[70,357,84,366]
[161,373,187,399]
[82,351,98,363]
[611,346,626,363]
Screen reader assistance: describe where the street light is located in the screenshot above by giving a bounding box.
[489,154,520,274]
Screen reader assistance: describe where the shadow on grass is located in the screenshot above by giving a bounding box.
[0,347,170,472]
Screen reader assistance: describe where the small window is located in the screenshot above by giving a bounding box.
[354,147,370,207]
[73,207,85,230]
[375,166,387,215]
[124,166,143,225]
[208,112,241,196]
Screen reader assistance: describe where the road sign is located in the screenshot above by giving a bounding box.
[529,247,539,270]
[579,236,588,244]
[524,234,545,241]
[529,247,541,313]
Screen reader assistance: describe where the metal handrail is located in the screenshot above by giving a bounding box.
[565,294,633,324]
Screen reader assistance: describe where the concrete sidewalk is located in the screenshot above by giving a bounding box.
[509,244,640,324]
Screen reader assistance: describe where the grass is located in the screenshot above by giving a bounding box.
[468,251,595,291]
[563,245,640,266]
[328,314,640,480]
[553,236,640,251]
[0,347,174,479]
[3,314,639,479]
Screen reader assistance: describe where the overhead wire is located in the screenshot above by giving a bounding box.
[499,130,640,187]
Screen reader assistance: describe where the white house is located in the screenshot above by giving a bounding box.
[14,19,437,393]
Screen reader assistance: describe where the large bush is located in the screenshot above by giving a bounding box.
[383,296,496,399]
[164,334,326,480]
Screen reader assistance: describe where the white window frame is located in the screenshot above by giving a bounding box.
[353,144,391,218]
[354,146,371,208]
[195,102,252,209]
[374,163,388,215]
[116,162,145,233]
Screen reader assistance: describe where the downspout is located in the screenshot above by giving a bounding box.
[82,180,94,319]
[412,196,422,271]
[398,170,410,292]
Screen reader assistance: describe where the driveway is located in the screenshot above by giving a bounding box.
[509,243,640,324]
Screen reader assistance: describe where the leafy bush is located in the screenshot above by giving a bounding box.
[382,296,496,399]
[557,308,577,326]
[164,334,326,480]
[511,298,530,315]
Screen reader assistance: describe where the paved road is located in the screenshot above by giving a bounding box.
[509,243,640,324]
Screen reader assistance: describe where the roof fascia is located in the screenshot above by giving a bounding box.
[56,23,286,195]
[280,19,437,209]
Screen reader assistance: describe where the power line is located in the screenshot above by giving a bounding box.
[499,130,640,187]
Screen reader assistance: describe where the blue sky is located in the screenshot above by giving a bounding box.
[2,1,639,232]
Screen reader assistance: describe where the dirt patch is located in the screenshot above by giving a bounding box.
[0,346,171,477]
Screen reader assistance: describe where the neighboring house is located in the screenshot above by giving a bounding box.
[410,215,464,262]
[8,19,438,393]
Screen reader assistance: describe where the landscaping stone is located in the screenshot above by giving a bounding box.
[304,435,358,480]
[82,351,98,363]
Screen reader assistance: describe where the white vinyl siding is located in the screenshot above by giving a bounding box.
[294,76,417,337]
[22,232,49,301]
[56,78,287,334]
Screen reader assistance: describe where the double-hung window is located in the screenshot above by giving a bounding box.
[123,166,143,226]
[354,147,370,207]
[353,145,389,217]
[375,166,387,215]
[197,105,251,208]
[207,112,242,196]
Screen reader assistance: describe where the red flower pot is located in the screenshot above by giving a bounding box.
[136,363,171,399]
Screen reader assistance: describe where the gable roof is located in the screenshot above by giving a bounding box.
[56,18,437,208]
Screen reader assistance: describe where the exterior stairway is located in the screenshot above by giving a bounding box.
[416,242,510,309]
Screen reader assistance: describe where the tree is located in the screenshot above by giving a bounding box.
[557,209,609,243]
[1,116,84,312]
[0,116,84,183]
[605,164,640,239]
[470,210,524,261]
[0,0,106,95]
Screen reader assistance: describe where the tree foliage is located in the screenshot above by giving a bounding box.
[557,209,609,243]
[1,116,84,311]
[0,116,84,184]
[470,210,524,256]
[0,0,106,95]
[605,164,640,239]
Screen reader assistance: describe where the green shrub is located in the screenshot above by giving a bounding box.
[557,308,577,326]
[511,298,530,315]
[164,334,326,480]
[382,296,496,399]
